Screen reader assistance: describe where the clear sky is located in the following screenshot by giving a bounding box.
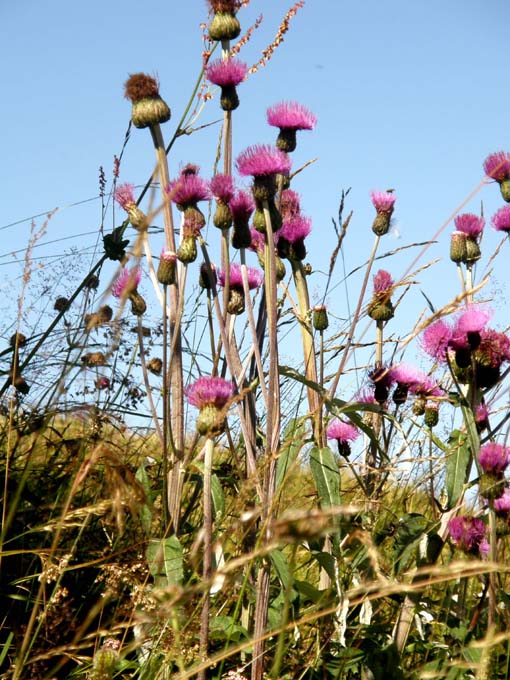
[3,0,510,363]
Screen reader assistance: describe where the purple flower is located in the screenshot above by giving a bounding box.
[477,329,510,369]
[454,213,485,238]
[492,205,510,232]
[421,320,453,363]
[389,363,426,388]
[112,266,142,298]
[475,403,489,430]
[166,173,211,209]
[280,215,312,243]
[206,58,248,87]
[326,419,360,443]
[266,101,317,131]
[114,183,136,210]
[454,306,492,335]
[478,442,510,475]
[230,190,255,222]
[483,151,510,181]
[248,227,267,253]
[210,173,235,203]
[370,190,396,214]
[494,488,510,514]
[373,269,393,294]
[185,375,235,409]
[218,263,263,290]
[236,144,292,178]
[448,516,487,556]
[280,189,301,218]
[409,375,443,398]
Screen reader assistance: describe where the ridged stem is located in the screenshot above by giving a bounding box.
[199,437,215,680]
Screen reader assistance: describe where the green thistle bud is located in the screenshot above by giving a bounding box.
[424,403,439,428]
[127,205,148,231]
[157,251,177,285]
[124,74,171,129]
[413,395,426,416]
[372,212,391,236]
[500,178,510,203]
[367,300,394,321]
[231,223,251,249]
[129,291,147,316]
[213,202,233,230]
[197,404,227,437]
[220,85,240,112]
[177,236,198,264]
[465,236,481,263]
[450,231,467,264]
[275,256,287,282]
[208,12,241,41]
[276,129,297,153]
[226,288,245,315]
[312,305,329,331]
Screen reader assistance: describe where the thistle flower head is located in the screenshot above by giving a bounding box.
[454,213,485,238]
[248,227,267,253]
[266,101,317,131]
[477,328,510,369]
[373,269,394,294]
[280,189,301,218]
[475,403,490,430]
[166,173,211,209]
[236,144,292,178]
[185,375,234,409]
[280,215,312,243]
[124,73,160,102]
[409,375,443,398]
[454,306,492,335]
[210,173,235,203]
[492,205,510,232]
[483,151,510,181]
[389,363,427,388]
[326,419,360,443]
[494,488,510,514]
[421,320,453,363]
[230,190,255,222]
[448,516,488,556]
[479,442,510,476]
[208,0,241,11]
[114,183,136,210]
[370,190,396,214]
[112,266,142,298]
[206,58,248,87]
[218,263,263,290]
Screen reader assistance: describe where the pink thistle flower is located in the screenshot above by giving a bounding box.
[479,442,510,475]
[478,329,510,368]
[326,419,360,443]
[492,205,510,232]
[205,58,248,87]
[483,151,510,181]
[112,266,142,298]
[280,189,301,218]
[210,173,235,203]
[389,363,427,388]
[455,306,492,335]
[166,174,211,208]
[266,101,317,131]
[475,403,489,430]
[218,263,263,290]
[356,388,377,405]
[236,144,292,178]
[280,215,312,243]
[114,183,136,211]
[248,227,267,253]
[185,375,234,409]
[421,320,453,363]
[373,269,394,294]
[230,190,255,222]
[370,190,396,214]
[454,213,485,238]
[448,516,488,556]
[409,375,443,398]
[494,488,510,515]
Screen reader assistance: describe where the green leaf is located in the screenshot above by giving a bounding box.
[211,474,225,521]
[279,364,326,397]
[392,513,431,575]
[276,417,306,490]
[209,616,248,642]
[146,536,183,587]
[445,429,472,509]
[309,446,341,509]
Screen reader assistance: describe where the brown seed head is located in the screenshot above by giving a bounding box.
[124,73,160,103]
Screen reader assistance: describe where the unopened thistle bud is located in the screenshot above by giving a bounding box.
[370,191,396,236]
[199,262,217,290]
[148,357,163,375]
[177,236,198,264]
[450,231,467,264]
[54,297,70,312]
[124,73,171,129]
[208,11,241,42]
[465,237,481,263]
[157,251,177,285]
[424,403,439,428]
[312,305,329,331]
[129,291,147,316]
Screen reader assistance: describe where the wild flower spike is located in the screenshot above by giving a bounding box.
[124,73,171,129]
[266,101,317,152]
[492,204,510,232]
[483,151,510,202]
[206,58,248,111]
[370,190,396,236]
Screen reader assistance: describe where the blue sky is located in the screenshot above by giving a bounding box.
[3,0,510,368]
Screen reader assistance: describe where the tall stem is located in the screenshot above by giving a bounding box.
[199,437,214,680]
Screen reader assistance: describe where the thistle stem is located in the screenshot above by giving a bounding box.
[199,437,215,680]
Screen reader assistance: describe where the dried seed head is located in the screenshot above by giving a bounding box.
[124,73,160,102]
